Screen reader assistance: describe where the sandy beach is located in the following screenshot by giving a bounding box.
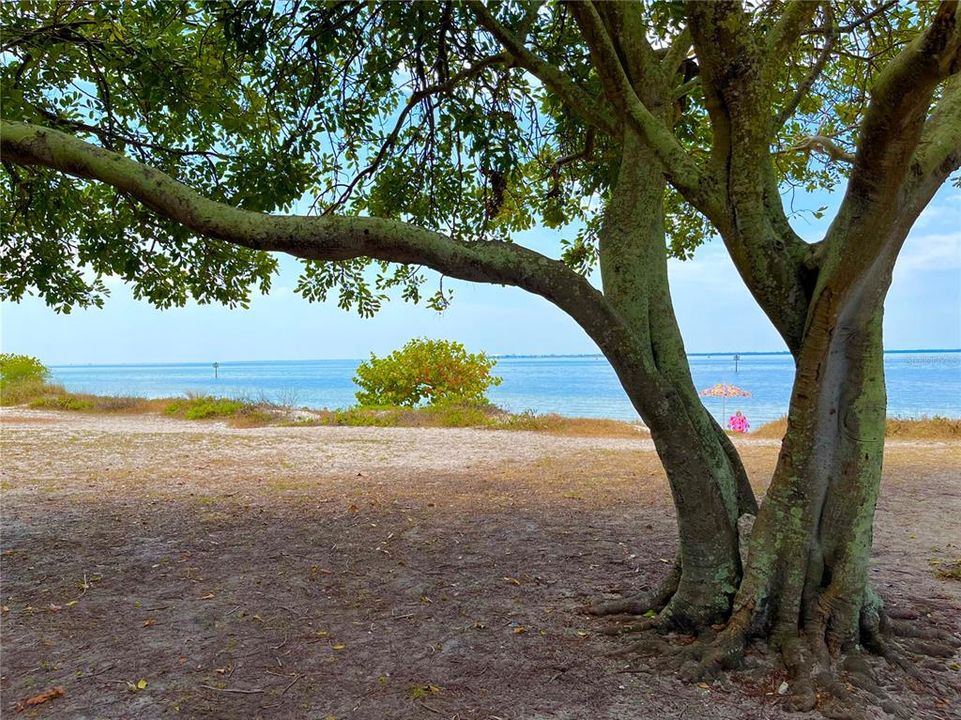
[1,407,959,719]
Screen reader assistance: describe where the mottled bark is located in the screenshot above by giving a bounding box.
[592,132,756,627]
[731,306,887,647]
[685,225,906,710]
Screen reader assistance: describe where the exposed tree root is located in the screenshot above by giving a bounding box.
[600,595,961,719]
[586,562,732,642]
[587,562,680,618]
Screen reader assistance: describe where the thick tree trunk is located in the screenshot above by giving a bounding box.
[689,270,899,710]
[733,306,886,646]
[590,133,757,628]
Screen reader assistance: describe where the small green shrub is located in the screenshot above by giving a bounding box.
[421,400,499,427]
[330,406,404,427]
[495,409,544,431]
[1,379,61,406]
[164,396,248,420]
[88,395,150,412]
[0,353,49,388]
[0,354,53,404]
[353,339,501,408]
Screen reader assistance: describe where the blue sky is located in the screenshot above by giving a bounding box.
[1,184,958,365]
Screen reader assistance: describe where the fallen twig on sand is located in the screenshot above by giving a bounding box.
[279,674,301,696]
[199,684,265,694]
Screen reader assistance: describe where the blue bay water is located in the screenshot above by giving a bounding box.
[48,351,960,427]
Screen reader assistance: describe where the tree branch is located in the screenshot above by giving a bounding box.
[329,53,508,210]
[28,106,233,161]
[661,27,693,76]
[466,0,619,137]
[848,1,961,195]
[0,20,98,53]
[812,3,961,309]
[671,76,700,101]
[685,0,816,355]
[569,1,722,219]
[802,0,899,36]
[0,121,532,279]
[779,134,855,164]
[775,3,837,130]
[592,0,658,88]
[910,74,961,190]
[548,127,595,195]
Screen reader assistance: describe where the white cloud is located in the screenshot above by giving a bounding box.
[897,232,961,274]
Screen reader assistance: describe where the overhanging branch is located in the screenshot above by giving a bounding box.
[811,3,961,312]
[775,3,837,131]
[685,0,817,355]
[1,119,687,421]
[0,120,665,387]
[765,0,819,62]
[779,134,855,164]
[849,1,961,191]
[0,121,553,286]
[911,74,961,187]
[661,28,693,76]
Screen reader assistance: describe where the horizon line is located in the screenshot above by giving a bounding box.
[44,347,961,368]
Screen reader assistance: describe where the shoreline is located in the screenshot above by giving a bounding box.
[2,404,960,443]
[41,346,961,368]
[40,351,961,427]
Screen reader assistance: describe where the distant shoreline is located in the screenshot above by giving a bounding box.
[44,347,961,368]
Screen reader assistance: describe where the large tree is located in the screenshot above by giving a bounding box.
[1,0,959,714]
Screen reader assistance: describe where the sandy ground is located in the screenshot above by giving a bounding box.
[1,408,959,719]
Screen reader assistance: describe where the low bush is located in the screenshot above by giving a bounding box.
[89,395,156,412]
[30,393,94,411]
[228,408,283,428]
[353,339,501,408]
[0,354,54,405]
[421,400,500,427]
[2,379,62,406]
[0,353,49,387]
[291,402,648,435]
[330,406,405,427]
[886,415,961,439]
[498,413,646,437]
[164,396,250,420]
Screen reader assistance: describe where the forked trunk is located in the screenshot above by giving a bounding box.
[701,271,895,709]
[733,305,886,648]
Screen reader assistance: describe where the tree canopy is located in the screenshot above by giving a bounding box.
[4,1,956,319]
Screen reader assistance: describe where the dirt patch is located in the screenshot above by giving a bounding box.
[1,408,959,719]
[0,414,55,425]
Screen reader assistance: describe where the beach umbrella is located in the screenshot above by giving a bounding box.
[700,383,751,418]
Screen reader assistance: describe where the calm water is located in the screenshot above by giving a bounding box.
[49,351,960,426]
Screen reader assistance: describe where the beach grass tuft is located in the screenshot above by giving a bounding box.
[4,380,958,440]
[164,395,251,420]
[753,415,961,440]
